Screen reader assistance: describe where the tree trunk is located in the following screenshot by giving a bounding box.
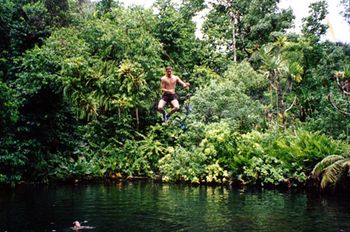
[135,107,139,130]
[229,11,237,62]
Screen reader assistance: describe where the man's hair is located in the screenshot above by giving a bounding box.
[165,66,172,70]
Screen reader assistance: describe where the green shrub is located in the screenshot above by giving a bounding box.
[242,155,286,186]
[159,146,207,183]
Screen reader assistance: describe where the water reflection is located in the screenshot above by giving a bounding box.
[1,182,350,231]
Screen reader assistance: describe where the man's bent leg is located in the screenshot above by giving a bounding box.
[158,99,167,113]
[158,99,168,122]
[167,99,180,118]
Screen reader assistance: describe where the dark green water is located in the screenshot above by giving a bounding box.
[1,182,350,232]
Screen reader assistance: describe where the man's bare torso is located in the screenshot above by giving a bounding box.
[161,75,178,94]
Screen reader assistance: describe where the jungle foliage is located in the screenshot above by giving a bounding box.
[1,0,350,193]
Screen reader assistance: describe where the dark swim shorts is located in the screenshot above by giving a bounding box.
[162,93,178,103]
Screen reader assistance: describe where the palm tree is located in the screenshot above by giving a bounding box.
[308,154,350,193]
[329,65,350,117]
[118,60,146,130]
[256,37,304,128]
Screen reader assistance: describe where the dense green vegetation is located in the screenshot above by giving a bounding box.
[1,0,350,193]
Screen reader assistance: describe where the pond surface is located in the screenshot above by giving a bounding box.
[1,182,350,232]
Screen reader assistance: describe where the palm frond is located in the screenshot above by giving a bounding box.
[311,155,344,176]
[342,159,350,169]
[320,159,347,190]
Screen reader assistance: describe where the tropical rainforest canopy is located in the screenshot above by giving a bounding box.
[1,0,350,193]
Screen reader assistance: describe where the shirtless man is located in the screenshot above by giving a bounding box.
[157,66,190,122]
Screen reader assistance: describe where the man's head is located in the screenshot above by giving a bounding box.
[165,66,172,77]
[73,221,81,228]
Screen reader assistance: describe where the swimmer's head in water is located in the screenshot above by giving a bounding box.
[73,221,81,228]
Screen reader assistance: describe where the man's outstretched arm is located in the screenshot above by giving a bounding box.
[177,76,190,89]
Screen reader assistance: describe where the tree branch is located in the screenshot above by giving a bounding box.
[285,96,297,113]
[328,93,350,117]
